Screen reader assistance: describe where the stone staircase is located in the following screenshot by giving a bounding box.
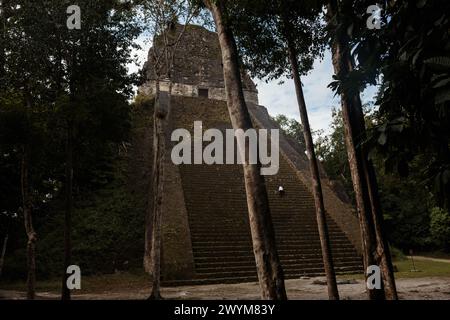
[165,96,362,285]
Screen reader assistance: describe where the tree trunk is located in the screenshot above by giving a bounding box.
[149,91,168,300]
[61,121,74,300]
[143,132,154,274]
[285,30,339,300]
[330,38,382,300]
[21,146,36,300]
[328,4,382,300]
[205,0,287,300]
[327,0,397,300]
[362,127,398,300]
[144,80,161,275]
[0,0,6,85]
[0,233,9,277]
[143,212,153,273]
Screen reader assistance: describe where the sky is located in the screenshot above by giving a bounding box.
[255,51,341,134]
[130,36,378,134]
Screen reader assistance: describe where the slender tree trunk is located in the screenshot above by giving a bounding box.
[61,120,74,300]
[0,233,9,277]
[0,214,11,278]
[361,120,398,300]
[331,38,382,300]
[205,0,287,300]
[342,81,398,300]
[146,19,187,293]
[21,146,36,300]
[0,0,6,86]
[327,0,397,300]
[328,5,382,300]
[285,31,339,300]
[143,212,153,273]
[143,119,154,274]
[149,91,168,300]
[144,81,161,275]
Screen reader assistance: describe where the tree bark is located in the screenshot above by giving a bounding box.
[0,0,6,85]
[0,212,11,278]
[0,233,8,277]
[146,17,190,295]
[61,120,74,300]
[327,0,397,300]
[362,130,398,300]
[149,91,168,300]
[285,29,339,300]
[21,146,36,300]
[143,209,153,273]
[143,79,161,277]
[330,36,382,300]
[205,0,287,300]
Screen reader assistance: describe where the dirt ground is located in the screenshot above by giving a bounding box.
[1,276,450,300]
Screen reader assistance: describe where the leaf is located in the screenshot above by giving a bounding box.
[399,51,408,61]
[378,132,387,146]
[434,14,445,27]
[424,56,450,72]
[433,77,450,89]
[431,73,448,83]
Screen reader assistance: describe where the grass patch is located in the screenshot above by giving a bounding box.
[338,258,450,280]
[394,258,450,278]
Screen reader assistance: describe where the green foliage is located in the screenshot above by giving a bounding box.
[338,0,450,209]
[277,105,449,252]
[229,0,326,81]
[2,140,147,279]
[43,160,144,277]
[389,246,406,261]
[272,114,304,146]
[430,207,450,250]
[313,108,354,197]
[324,0,450,251]
[378,166,435,251]
[134,93,156,110]
[0,0,142,282]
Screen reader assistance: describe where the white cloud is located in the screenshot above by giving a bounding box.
[256,50,379,133]
[256,51,339,134]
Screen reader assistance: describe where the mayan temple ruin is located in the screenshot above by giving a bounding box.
[139,24,363,285]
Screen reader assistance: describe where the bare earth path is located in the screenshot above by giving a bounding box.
[1,277,450,300]
[409,256,450,264]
